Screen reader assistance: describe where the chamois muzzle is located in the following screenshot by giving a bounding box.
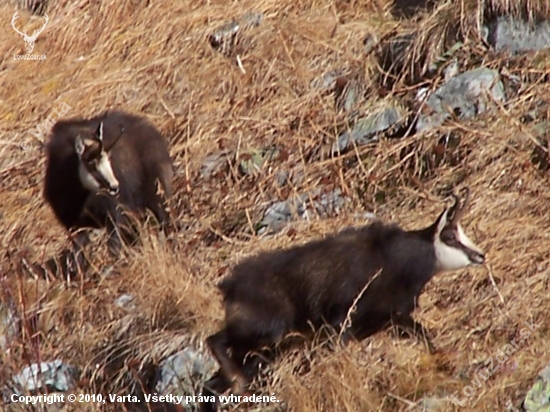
[468,249,485,265]
[107,184,119,196]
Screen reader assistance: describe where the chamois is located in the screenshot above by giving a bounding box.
[200,189,485,411]
[43,110,173,260]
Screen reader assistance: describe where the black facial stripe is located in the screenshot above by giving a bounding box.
[444,238,467,252]
[82,147,101,162]
[85,163,114,191]
[442,235,482,261]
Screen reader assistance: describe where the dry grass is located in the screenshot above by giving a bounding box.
[1,0,550,411]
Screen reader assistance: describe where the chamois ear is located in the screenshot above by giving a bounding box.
[75,135,85,157]
[75,134,100,159]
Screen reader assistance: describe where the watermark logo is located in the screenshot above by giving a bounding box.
[0,137,35,152]
[29,101,72,143]
[450,319,540,407]
[12,11,48,60]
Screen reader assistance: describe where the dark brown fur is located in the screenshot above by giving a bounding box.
[43,110,173,264]
[200,211,465,411]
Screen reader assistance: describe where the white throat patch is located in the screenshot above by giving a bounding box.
[434,234,472,272]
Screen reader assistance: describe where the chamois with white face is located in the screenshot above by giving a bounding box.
[200,189,485,411]
[74,121,120,196]
[433,189,485,271]
[43,110,173,259]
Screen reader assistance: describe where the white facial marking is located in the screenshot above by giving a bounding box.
[78,162,101,192]
[96,151,119,192]
[433,211,485,272]
[456,224,485,256]
[75,135,85,156]
[76,138,119,194]
[434,236,472,272]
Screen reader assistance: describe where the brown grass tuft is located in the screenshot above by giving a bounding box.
[1,0,550,411]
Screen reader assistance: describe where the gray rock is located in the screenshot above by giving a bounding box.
[523,364,550,411]
[200,150,231,178]
[258,189,347,234]
[488,17,550,55]
[416,67,506,133]
[334,101,407,154]
[8,360,79,394]
[309,188,346,218]
[258,195,308,234]
[114,294,136,311]
[154,347,218,410]
[444,58,459,81]
[333,75,365,114]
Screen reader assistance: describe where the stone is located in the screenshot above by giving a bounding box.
[487,17,550,55]
[334,101,407,154]
[416,67,505,133]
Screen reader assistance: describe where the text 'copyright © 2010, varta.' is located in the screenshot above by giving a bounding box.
[10,393,282,405]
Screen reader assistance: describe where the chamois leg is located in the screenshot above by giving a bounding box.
[391,313,436,354]
[148,196,171,234]
[200,370,231,412]
[149,169,173,234]
[106,217,123,257]
[69,229,92,274]
[106,203,139,257]
[347,311,393,342]
[206,330,248,395]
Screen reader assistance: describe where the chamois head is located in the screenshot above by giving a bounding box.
[433,188,485,271]
[75,121,120,196]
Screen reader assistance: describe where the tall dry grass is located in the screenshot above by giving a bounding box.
[1,0,550,411]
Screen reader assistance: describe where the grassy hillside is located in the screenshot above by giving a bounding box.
[1,0,550,411]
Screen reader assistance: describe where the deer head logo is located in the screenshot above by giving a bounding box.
[11,11,49,54]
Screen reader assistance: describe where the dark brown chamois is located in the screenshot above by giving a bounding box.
[200,189,485,411]
[41,110,173,274]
